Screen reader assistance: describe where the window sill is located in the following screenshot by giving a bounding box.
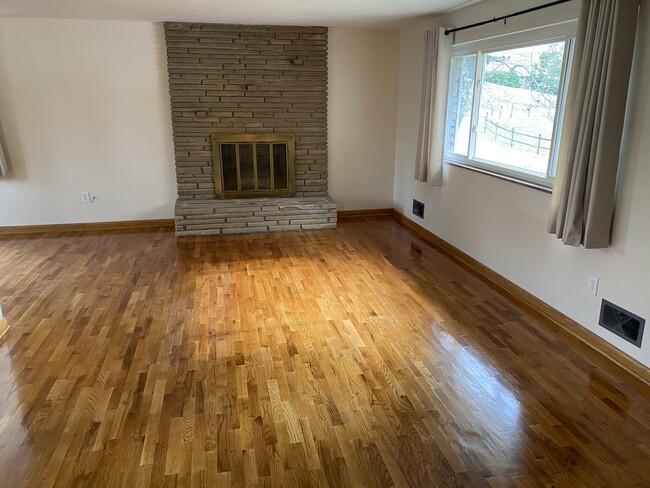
[446,160,553,194]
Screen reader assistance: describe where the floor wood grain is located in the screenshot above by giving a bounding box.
[0,221,649,487]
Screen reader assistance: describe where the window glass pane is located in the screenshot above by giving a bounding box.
[221,144,238,191]
[239,143,255,191]
[445,55,476,156]
[474,42,565,175]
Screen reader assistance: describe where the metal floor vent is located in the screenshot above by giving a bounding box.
[598,300,645,348]
[412,199,425,219]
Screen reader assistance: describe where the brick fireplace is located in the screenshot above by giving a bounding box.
[164,23,337,236]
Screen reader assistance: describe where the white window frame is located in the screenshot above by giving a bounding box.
[444,21,577,190]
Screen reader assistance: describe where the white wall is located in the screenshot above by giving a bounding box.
[0,21,401,223]
[393,0,650,367]
[0,18,176,225]
[329,28,400,211]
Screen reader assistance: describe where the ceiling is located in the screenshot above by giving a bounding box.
[0,0,481,29]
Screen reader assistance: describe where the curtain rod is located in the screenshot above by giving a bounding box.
[444,0,573,36]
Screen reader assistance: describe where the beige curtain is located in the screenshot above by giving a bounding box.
[0,140,8,179]
[414,27,452,186]
[548,0,639,248]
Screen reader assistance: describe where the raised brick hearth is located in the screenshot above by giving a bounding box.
[164,22,336,236]
[175,197,336,236]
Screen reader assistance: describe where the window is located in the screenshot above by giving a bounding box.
[444,23,576,189]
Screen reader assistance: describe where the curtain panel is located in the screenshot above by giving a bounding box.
[0,140,8,179]
[414,27,452,186]
[548,0,640,248]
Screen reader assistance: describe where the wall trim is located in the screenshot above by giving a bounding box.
[337,208,394,222]
[392,210,650,389]
[0,219,174,235]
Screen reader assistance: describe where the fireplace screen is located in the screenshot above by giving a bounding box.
[212,134,295,199]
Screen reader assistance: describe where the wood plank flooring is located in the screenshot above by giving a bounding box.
[0,219,649,487]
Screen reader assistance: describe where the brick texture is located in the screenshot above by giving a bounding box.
[175,196,337,236]
[164,23,329,201]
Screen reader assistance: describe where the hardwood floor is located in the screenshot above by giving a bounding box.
[0,220,649,487]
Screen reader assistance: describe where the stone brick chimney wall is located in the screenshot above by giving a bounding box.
[163,23,336,236]
[164,23,329,201]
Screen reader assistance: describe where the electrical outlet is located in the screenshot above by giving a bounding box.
[587,275,599,296]
[81,192,91,204]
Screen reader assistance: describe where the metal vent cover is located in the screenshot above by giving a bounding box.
[598,300,645,348]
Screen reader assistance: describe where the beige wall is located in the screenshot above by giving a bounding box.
[0,20,401,223]
[0,18,177,225]
[393,0,650,367]
[328,28,400,210]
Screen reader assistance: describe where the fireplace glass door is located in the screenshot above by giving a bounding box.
[213,134,295,199]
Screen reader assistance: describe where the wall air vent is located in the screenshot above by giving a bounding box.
[412,199,425,219]
[598,300,645,348]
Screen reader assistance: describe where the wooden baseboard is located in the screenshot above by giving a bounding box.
[0,318,9,341]
[337,208,393,222]
[0,219,175,235]
[392,210,650,389]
